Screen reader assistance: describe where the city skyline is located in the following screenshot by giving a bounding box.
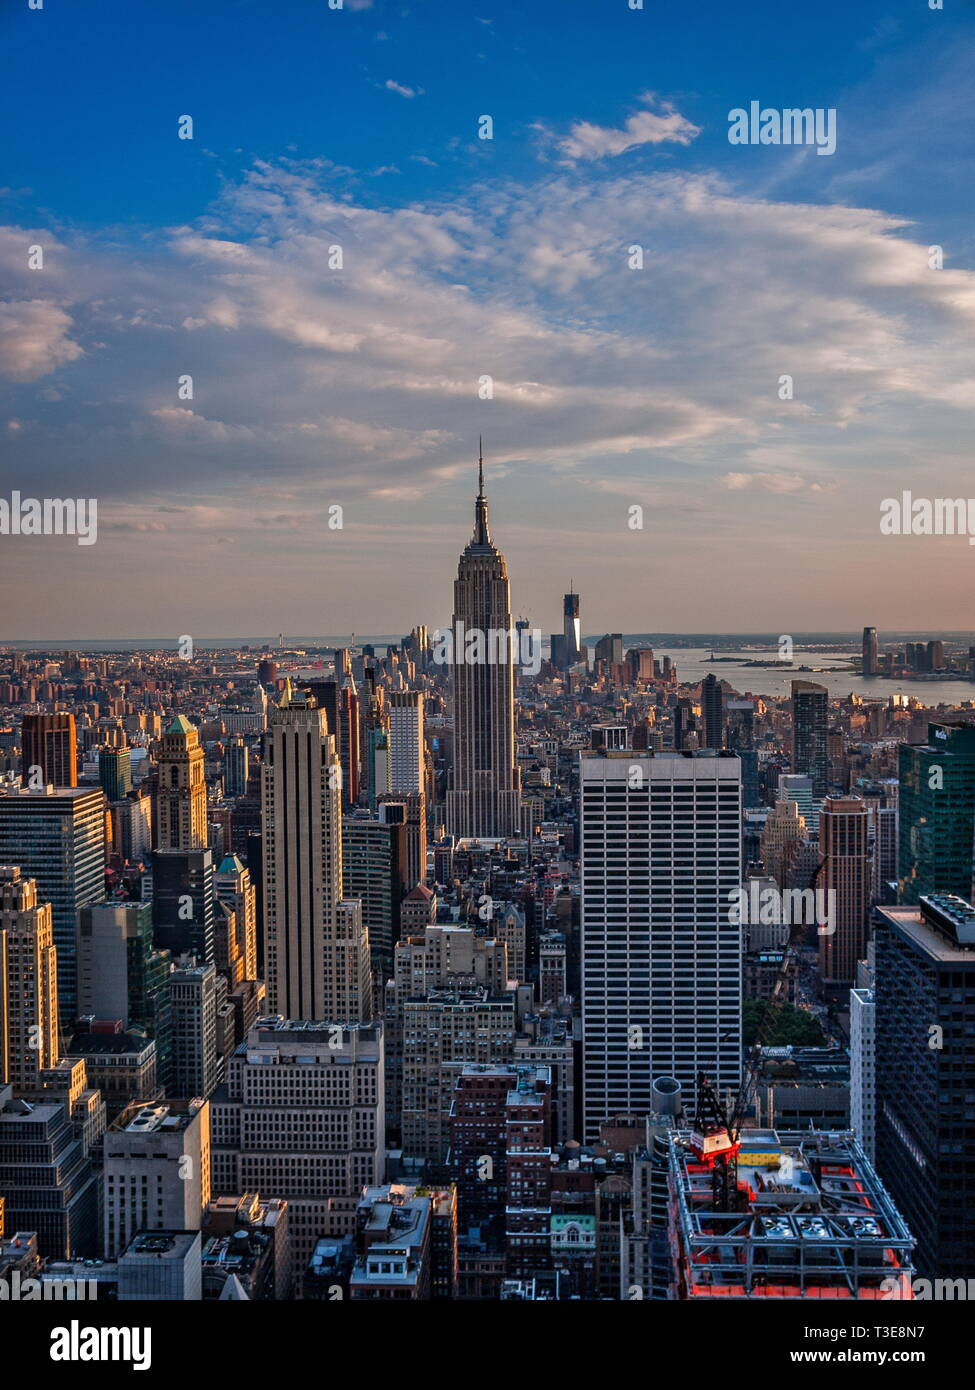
[3,1,975,635]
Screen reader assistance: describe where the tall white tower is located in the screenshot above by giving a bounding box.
[580,749,742,1139]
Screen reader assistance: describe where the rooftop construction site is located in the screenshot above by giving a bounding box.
[669,1128,915,1299]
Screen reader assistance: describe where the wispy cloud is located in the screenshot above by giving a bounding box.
[385,79,423,99]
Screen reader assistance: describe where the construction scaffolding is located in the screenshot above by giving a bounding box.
[669,1128,915,1299]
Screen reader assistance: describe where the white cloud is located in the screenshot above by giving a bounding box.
[556,102,700,161]
[0,299,83,381]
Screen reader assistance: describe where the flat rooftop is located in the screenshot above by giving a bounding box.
[876,904,975,964]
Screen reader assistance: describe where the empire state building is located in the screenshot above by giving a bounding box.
[445,448,521,839]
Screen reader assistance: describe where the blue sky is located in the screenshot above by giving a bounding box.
[2,0,974,637]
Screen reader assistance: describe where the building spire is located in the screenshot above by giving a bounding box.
[473,438,491,545]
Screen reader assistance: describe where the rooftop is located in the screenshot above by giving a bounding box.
[669,1128,914,1300]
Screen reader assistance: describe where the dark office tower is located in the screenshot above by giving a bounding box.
[257,658,278,688]
[898,720,975,904]
[563,589,582,666]
[21,713,77,787]
[927,639,944,671]
[726,699,759,808]
[224,735,249,797]
[307,679,361,808]
[791,680,828,796]
[445,448,520,839]
[818,797,870,985]
[0,786,106,1023]
[874,895,975,1278]
[99,745,132,802]
[155,715,208,851]
[700,673,724,750]
[673,697,698,751]
[861,626,879,677]
[151,848,215,965]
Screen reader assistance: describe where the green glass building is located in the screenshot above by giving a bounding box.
[898,721,975,904]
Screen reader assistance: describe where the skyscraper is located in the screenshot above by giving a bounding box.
[0,785,106,1022]
[20,713,77,787]
[306,678,361,809]
[224,735,249,798]
[898,720,975,904]
[445,449,520,839]
[342,812,409,988]
[77,900,173,1091]
[261,690,372,1021]
[862,626,879,677]
[700,673,724,750]
[874,895,975,1278]
[818,796,870,985]
[99,745,132,802]
[791,680,828,796]
[214,853,258,982]
[170,961,219,1100]
[155,715,208,851]
[579,750,742,1139]
[726,698,759,808]
[151,848,215,964]
[0,1080,97,1259]
[388,690,424,794]
[563,588,582,667]
[0,866,59,1092]
[849,986,875,1160]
